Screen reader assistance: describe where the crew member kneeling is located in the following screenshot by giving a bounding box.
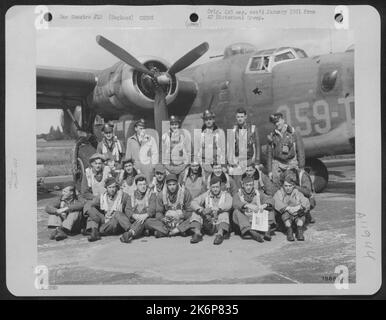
[190,176,233,245]
[273,172,310,241]
[85,177,133,242]
[232,176,275,243]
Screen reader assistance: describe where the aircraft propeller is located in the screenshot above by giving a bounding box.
[96,35,209,136]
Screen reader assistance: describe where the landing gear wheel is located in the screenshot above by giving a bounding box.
[305,158,329,193]
[72,136,97,190]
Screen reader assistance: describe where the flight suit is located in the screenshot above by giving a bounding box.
[190,190,233,236]
[84,190,133,235]
[126,133,158,183]
[206,172,237,196]
[273,187,310,225]
[46,196,85,234]
[232,188,275,237]
[147,186,194,236]
[162,129,189,177]
[267,124,305,186]
[96,136,124,164]
[179,167,207,199]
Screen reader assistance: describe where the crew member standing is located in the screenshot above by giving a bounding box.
[96,123,124,165]
[126,119,158,183]
[162,115,189,178]
[267,112,305,187]
[197,110,225,179]
[229,107,260,185]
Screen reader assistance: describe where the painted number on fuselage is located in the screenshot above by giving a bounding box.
[277,96,354,137]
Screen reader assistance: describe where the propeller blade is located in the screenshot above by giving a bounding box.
[168,42,209,75]
[96,35,153,76]
[153,86,168,139]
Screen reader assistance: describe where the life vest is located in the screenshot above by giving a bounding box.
[233,124,256,159]
[162,130,186,165]
[238,188,261,208]
[162,186,185,211]
[269,125,297,161]
[204,191,226,210]
[85,167,106,196]
[101,137,123,162]
[131,189,152,213]
[100,189,123,220]
[200,127,222,163]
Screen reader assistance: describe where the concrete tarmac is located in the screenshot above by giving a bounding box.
[37,159,355,285]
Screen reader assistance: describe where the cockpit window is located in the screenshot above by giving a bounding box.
[274,51,296,62]
[295,49,308,58]
[249,56,270,71]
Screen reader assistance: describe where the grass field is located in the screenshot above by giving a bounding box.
[37,140,74,177]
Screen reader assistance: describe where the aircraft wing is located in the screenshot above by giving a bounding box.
[36,66,97,109]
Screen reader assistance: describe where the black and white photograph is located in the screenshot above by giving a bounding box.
[5,5,381,296]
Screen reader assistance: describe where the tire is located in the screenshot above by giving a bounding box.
[305,158,329,193]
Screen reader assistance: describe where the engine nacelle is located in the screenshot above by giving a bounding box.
[91,56,178,118]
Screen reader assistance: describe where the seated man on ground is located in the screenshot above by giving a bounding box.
[190,176,233,245]
[120,174,156,243]
[147,174,193,238]
[273,171,310,242]
[119,158,139,196]
[232,175,276,243]
[45,184,85,241]
[240,160,277,196]
[84,177,133,242]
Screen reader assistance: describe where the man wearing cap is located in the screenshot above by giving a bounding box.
[162,115,189,177]
[120,174,157,243]
[85,177,133,242]
[148,174,193,238]
[190,176,233,245]
[206,162,237,196]
[267,112,305,187]
[232,175,275,242]
[96,123,124,164]
[239,160,277,196]
[81,153,108,200]
[179,158,207,199]
[230,107,261,185]
[273,171,310,241]
[149,163,167,196]
[198,110,225,179]
[45,185,85,241]
[126,118,159,183]
[281,168,316,224]
[118,158,139,196]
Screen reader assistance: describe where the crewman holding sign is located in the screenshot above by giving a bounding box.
[232,175,275,242]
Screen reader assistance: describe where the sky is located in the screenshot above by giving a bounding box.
[36,27,354,133]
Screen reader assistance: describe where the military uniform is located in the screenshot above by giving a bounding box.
[206,172,237,196]
[96,123,125,163]
[162,115,189,177]
[273,175,310,241]
[198,110,225,178]
[80,154,109,200]
[267,123,305,187]
[232,184,275,241]
[147,175,194,237]
[84,180,133,241]
[125,119,158,183]
[190,186,233,240]
[179,165,207,199]
[118,159,139,197]
[45,194,85,240]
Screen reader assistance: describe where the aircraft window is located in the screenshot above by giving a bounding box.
[249,56,270,71]
[274,51,296,62]
[249,57,263,71]
[295,49,308,58]
[321,70,338,92]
